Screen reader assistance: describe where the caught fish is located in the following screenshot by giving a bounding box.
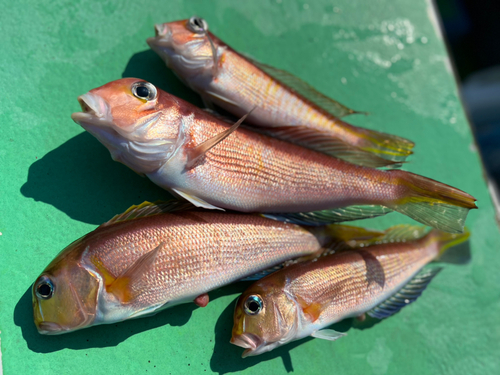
[146,16,415,168]
[231,225,471,357]
[71,78,476,233]
[33,201,369,335]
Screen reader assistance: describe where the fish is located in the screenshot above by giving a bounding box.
[146,16,415,168]
[33,201,376,335]
[231,225,471,357]
[71,78,476,233]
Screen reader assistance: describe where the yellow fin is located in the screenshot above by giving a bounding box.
[431,228,471,264]
[393,172,477,233]
[260,125,404,168]
[100,200,194,227]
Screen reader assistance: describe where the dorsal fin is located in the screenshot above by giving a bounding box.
[100,200,195,227]
[367,267,442,320]
[248,58,363,118]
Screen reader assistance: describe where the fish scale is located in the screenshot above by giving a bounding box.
[72,78,476,232]
[285,242,436,324]
[180,116,404,210]
[147,18,416,168]
[231,227,469,356]
[33,207,329,334]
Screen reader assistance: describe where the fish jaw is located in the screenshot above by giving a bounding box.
[231,333,287,358]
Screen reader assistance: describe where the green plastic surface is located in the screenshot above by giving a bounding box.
[1,1,499,374]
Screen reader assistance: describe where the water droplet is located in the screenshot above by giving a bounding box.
[388,24,395,31]
[341,77,347,84]
[397,43,404,50]
[303,3,309,10]
[450,117,456,124]
[421,36,428,44]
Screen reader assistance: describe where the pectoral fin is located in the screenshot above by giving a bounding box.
[185,109,254,169]
[172,188,224,210]
[107,243,163,303]
[311,329,347,341]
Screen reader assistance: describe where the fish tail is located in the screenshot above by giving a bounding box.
[310,224,386,249]
[346,122,415,163]
[428,228,471,264]
[390,172,477,233]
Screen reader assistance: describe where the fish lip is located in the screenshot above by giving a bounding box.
[71,93,115,135]
[36,321,66,335]
[154,23,171,38]
[147,24,172,48]
[74,93,112,120]
[231,333,263,356]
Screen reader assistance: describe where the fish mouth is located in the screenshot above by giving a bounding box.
[36,321,68,335]
[230,333,264,358]
[71,93,117,141]
[146,24,172,49]
[154,23,171,38]
[71,93,124,160]
[72,93,112,123]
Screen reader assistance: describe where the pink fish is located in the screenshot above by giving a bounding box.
[147,16,414,168]
[232,225,470,356]
[71,78,476,233]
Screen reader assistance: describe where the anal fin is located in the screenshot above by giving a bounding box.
[367,267,443,320]
[263,205,393,226]
[260,125,404,168]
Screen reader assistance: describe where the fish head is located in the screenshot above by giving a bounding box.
[71,78,181,175]
[231,279,298,357]
[32,239,100,335]
[147,17,217,81]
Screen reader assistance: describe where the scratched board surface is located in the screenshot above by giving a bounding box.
[1,0,499,374]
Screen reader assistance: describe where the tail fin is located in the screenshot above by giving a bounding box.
[430,228,471,264]
[349,122,415,163]
[309,224,386,252]
[391,172,477,233]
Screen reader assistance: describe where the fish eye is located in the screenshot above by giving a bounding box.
[131,82,157,101]
[244,295,263,315]
[35,277,54,300]
[188,16,208,34]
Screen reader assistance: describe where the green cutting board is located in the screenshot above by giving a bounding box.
[1,0,498,374]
